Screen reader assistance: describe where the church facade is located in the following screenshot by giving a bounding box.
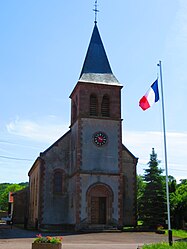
[28,23,138,230]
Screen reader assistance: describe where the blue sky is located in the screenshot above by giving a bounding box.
[0,0,187,183]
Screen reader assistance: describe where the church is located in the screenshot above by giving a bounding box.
[27,21,138,230]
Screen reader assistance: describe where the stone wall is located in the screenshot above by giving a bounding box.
[41,131,71,226]
[122,146,138,226]
[12,187,29,225]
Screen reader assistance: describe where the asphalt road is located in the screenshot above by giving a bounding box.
[0,224,174,249]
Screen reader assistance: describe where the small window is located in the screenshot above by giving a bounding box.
[101,95,110,117]
[90,94,98,116]
[53,170,64,194]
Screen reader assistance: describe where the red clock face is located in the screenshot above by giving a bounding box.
[93,132,108,146]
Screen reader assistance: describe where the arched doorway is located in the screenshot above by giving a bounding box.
[86,183,113,224]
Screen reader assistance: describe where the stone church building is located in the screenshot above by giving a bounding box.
[28,23,138,230]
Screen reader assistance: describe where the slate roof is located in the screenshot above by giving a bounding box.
[79,24,120,85]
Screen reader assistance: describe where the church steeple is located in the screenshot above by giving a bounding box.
[80,24,112,76]
[79,24,119,85]
[70,20,122,125]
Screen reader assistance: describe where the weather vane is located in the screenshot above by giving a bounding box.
[93,0,99,24]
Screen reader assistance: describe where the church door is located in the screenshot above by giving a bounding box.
[99,197,106,224]
[91,197,106,224]
[87,184,113,225]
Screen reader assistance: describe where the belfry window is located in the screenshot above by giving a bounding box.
[90,94,98,116]
[101,95,110,117]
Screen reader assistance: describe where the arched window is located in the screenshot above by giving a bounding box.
[53,170,65,194]
[101,95,110,117]
[90,94,98,116]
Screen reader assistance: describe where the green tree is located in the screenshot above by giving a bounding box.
[168,175,177,194]
[0,182,28,211]
[139,148,166,228]
[170,179,187,228]
[137,175,146,219]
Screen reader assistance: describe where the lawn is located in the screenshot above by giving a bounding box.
[142,242,187,248]
[165,229,187,238]
[142,229,187,248]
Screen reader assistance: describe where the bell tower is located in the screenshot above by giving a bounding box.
[69,23,124,228]
[70,24,122,124]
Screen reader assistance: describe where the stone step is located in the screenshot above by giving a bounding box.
[80,224,121,233]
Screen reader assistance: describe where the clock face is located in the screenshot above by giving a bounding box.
[93,132,108,147]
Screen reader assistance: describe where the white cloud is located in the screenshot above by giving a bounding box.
[5,117,187,181]
[123,130,187,180]
[6,116,69,143]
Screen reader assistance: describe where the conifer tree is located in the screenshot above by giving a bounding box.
[139,148,166,228]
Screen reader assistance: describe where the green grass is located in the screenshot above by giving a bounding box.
[142,229,187,248]
[142,242,187,249]
[165,229,187,239]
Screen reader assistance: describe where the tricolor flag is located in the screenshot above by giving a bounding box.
[139,79,159,111]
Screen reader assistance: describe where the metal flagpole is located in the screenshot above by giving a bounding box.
[157,60,172,246]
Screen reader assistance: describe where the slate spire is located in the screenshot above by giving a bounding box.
[80,23,112,76]
[79,23,119,85]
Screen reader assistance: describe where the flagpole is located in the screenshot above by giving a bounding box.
[157,60,172,246]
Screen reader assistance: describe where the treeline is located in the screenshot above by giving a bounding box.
[0,182,28,211]
[137,148,187,229]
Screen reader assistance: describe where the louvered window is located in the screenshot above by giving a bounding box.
[101,95,110,117]
[90,94,98,116]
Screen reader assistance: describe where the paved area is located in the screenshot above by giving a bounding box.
[0,224,175,249]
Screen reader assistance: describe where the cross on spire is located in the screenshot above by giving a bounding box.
[93,0,99,24]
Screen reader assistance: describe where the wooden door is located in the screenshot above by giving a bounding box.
[99,197,106,224]
[91,197,106,224]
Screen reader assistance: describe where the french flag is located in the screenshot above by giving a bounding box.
[139,79,159,111]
